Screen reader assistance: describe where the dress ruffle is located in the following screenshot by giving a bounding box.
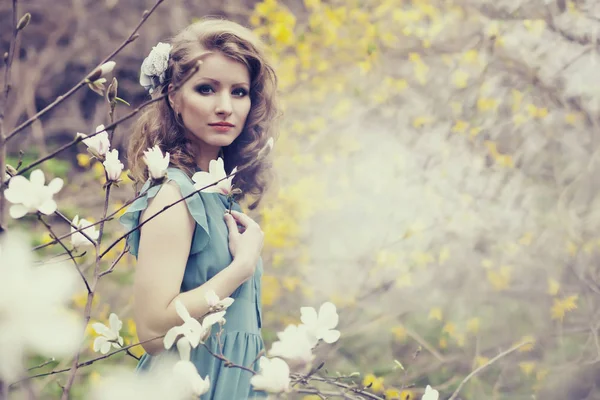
[119,168,210,257]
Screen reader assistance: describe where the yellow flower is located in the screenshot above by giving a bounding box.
[466,318,480,334]
[412,116,430,128]
[451,120,468,133]
[551,294,578,321]
[442,322,456,336]
[282,276,301,292]
[77,153,92,168]
[487,266,511,291]
[362,373,384,393]
[391,325,407,341]
[565,112,580,125]
[518,335,536,352]
[399,390,415,400]
[261,275,281,306]
[477,97,499,112]
[395,273,413,288]
[385,387,401,399]
[303,0,320,10]
[519,361,536,376]
[461,49,479,64]
[439,337,448,349]
[429,307,443,321]
[452,69,469,89]
[547,278,560,296]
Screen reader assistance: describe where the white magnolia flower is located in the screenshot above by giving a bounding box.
[4,169,64,218]
[421,385,439,400]
[0,233,84,382]
[103,149,124,181]
[300,302,341,344]
[201,310,226,330]
[204,289,234,311]
[71,215,100,249]
[92,313,124,355]
[250,357,291,394]
[176,337,192,361]
[269,324,315,368]
[192,158,237,195]
[164,299,205,350]
[164,299,226,352]
[143,145,170,181]
[77,124,110,158]
[98,61,116,78]
[140,42,172,93]
[172,360,210,397]
[87,61,116,83]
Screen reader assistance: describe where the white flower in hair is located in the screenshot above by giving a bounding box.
[140,42,172,93]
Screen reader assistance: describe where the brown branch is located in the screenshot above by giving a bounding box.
[33,184,154,251]
[200,342,257,375]
[37,214,91,294]
[15,61,201,178]
[292,374,385,400]
[61,178,113,398]
[0,0,20,234]
[5,0,166,142]
[447,340,532,400]
[98,244,130,277]
[10,336,160,388]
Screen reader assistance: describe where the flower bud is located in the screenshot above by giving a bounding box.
[16,13,31,31]
[107,77,118,104]
[6,164,18,176]
[87,61,116,82]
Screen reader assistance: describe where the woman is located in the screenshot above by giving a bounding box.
[120,17,279,399]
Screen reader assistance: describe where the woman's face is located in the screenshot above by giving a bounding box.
[170,51,251,157]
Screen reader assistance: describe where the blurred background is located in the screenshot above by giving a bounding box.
[2,0,600,398]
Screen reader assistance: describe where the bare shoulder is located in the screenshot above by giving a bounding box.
[141,181,192,225]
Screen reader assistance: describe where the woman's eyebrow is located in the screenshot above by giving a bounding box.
[197,77,249,86]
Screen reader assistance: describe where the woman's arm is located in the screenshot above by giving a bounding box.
[133,182,256,355]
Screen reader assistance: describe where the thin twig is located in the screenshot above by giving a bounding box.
[98,243,130,277]
[33,184,154,251]
[61,178,112,398]
[0,0,20,234]
[5,0,166,142]
[10,336,159,387]
[27,359,56,371]
[37,214,91,293]
[16,61,201,177]
[293,374,385,400]
[447,340,532,400]
[200,342,257,375]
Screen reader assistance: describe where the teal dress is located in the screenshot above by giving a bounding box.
[120,167,266,399]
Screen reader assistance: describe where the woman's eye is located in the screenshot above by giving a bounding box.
[233,88,248,97]
[196,85,214,94]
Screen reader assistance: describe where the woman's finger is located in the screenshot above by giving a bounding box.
[224,213,241,236]
[229,210,256,227]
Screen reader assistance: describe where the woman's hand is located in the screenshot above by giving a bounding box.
[224,210,264,277]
